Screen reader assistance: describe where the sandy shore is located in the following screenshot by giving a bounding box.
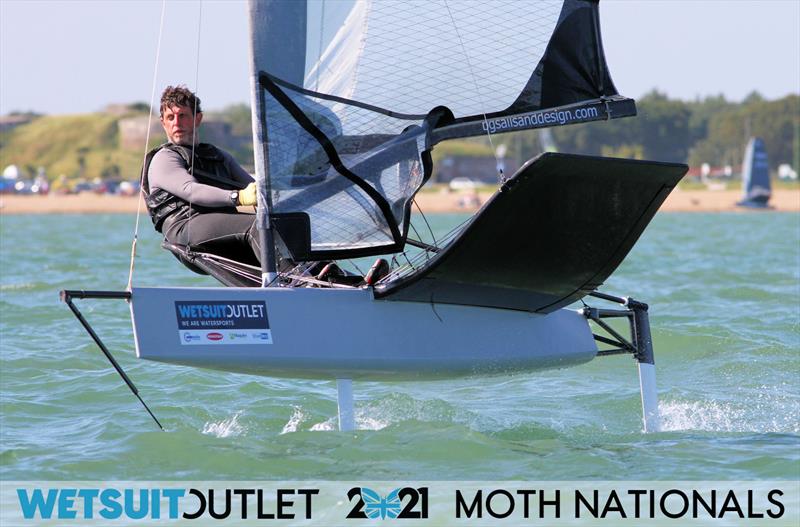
[1,189,798,215]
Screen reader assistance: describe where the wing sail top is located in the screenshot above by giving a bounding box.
[249,0,633,259]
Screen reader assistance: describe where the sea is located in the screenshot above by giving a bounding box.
[1,212,798,501]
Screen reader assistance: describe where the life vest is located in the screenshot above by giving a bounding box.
[141,143,243,232]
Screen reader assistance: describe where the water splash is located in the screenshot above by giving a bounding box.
[277,394,409,432]
[309,419,336,432]
[357,415,390,431]
[307,413,389,432]
[280,407,381,433]
[659,400,746,432]
[280,406,306,435]
[202,411,245,438]
[659,393,799,433]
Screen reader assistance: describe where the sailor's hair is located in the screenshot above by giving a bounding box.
[159,85,202,116]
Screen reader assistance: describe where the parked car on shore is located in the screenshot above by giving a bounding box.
[448,177,478,190]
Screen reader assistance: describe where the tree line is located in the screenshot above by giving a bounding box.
[536,91,799,172]
[1,91,796,186]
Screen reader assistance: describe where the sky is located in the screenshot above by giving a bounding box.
[1,0,798,115]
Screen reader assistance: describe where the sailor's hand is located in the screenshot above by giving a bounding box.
[238,182,258,206]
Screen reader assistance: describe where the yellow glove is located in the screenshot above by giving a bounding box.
[238,182,258,206]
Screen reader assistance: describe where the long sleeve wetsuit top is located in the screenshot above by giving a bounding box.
[148,147,254,207]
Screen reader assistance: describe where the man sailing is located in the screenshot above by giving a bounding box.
[143,85,263,265]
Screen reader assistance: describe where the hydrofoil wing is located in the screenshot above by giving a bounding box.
[377,153,688,312]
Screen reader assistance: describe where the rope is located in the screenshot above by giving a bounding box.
[442,0,505,183]
[127,0,167,291]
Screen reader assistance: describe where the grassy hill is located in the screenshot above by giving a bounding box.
[0,112,157,184]
[0,109,499,188]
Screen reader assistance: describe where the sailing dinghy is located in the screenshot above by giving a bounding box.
[62,0,687,432]
[737,137,772,208]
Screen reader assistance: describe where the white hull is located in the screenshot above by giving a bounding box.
[130,286,597,381]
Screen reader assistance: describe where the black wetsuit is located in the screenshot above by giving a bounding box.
[143,143,262,265]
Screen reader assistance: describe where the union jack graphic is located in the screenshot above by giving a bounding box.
[361,487,401,519]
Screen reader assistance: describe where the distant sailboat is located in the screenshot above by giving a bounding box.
[737,137,772,208]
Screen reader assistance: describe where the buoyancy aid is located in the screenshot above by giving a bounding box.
[141,143,243,232]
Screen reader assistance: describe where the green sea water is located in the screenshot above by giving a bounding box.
[0,211,798,482]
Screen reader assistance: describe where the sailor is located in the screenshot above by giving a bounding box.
[142,85,263,264]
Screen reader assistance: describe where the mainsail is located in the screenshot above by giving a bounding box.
[248,0,635,261]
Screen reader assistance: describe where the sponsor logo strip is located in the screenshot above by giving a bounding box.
[179,329,273,345]
[5,481,797,524]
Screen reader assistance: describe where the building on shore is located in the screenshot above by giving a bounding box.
[0,114,36,133]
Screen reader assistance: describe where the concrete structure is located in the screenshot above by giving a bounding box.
[117,116,164,150]
[118,116,234,151]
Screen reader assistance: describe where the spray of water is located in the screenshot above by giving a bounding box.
[659,390,799,433]
[201,411,245,438]
[304,413,388,432]
[309,419,336,432]
[280,406,307,434]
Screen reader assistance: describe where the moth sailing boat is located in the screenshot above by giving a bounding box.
[737,137,772,208]
[62,0,687,432]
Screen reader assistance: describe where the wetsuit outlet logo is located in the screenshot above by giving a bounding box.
[17,487,318,521]
[174,300,273,345]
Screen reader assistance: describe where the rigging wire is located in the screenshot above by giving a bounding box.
[187,0,204,250]
[346,259,366,277]
[442,0,505,183]
[384,213,473,283]
[412,198,437,248]
[313,0,326,92]
[127,0,167,291]
[408,222,424,245]
[401,251,415,271]
[407,221,433,264]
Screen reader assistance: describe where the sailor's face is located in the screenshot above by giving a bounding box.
[161,105,202,145]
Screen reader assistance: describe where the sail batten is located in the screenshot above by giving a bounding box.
[248,0,634,260]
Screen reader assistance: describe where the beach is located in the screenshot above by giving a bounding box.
[1,188,798,214]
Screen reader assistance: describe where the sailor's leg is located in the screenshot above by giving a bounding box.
[336,379,355,432]
[171,212,261,264]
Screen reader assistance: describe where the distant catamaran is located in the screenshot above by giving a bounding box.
[737,137,772,208]
[62,0,687,432]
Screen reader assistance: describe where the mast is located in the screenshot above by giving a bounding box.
[247,0,307,284]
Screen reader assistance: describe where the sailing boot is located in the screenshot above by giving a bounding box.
[365,258,390,285]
